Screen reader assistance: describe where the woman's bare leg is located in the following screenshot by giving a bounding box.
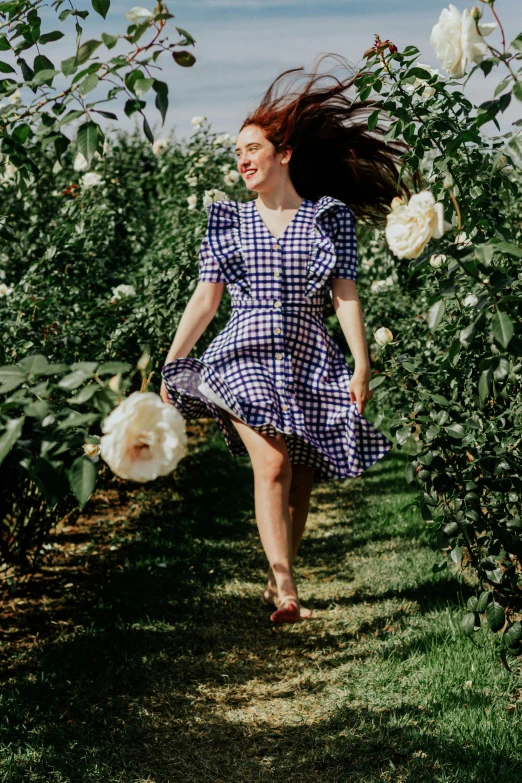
[228,415,301,624]
[263,464,315,619]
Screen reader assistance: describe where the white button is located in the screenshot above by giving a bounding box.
[276,379,284,387]
[276,353,283,360]
[273,300,281,308]
[274,327,281,335]
[284,426,292,434]
[274,270,280,278]
[282,404,289,412]
[272,243,279,251]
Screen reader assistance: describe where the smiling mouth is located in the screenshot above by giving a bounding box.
[244,169,257,178]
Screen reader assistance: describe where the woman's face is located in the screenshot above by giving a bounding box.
[235,124,289,193]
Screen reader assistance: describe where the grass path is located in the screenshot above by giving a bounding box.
[1,423,521,782]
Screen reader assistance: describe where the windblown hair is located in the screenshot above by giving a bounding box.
[240,53,421,226]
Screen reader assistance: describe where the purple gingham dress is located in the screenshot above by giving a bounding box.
[161,195,393,482]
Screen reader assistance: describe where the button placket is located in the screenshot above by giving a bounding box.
[271,239,291,433]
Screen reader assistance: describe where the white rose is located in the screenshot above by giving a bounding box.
[0,282,13,296]
[191,116,206,128]
[228,135,237,144]
[187,194,198,210]
[83,443,101,462]
[74,152,90,172]
[194,155,208,168]
[224,169,240,186]
[220,164,232,174]
[0,161,16,185]
[82,171,104,188]
[152,138,169,156]
[464,293,478,307]
[185,176,198,187]
[385,190,447,260]
[429,253,447,268]
[371,278,393,293]
[7,88,21,104]
[456,230,472,246]
[374,327,394,346]
[430,4,496,78]
[124,6,154,24]
[99,391,187,481]
[111,283,136,300]
[403,62,440,100]
[203,188,227,207]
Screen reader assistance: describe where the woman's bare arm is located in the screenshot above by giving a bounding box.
[330,277,373,413]
[160,281,225,402]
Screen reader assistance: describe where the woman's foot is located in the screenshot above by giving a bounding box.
[269,596,301,624]
[262,584,313,619]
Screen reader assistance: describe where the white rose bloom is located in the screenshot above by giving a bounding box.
[74,152,90,172]
[185,176,198,187]
[187,193,198,210]
[7,88,21,104]
[191,116,206,128]
[82,171,104,188]
[203,188,228,208]
[152,138,169,156]
[194,155,208,168]
[371,278,393,294]
[83,443,101,462]
[229,135,237,144]
[429,253,447,268]
[0,161,16,185]
[385,190,447,260]
[124,7,154,24]
[456,230,472,246]
[224,169,240,186]
[220,164,232,174]
[464,293,478,307]
[403,62,440,100]
[0,282,13,296]
[99,391,187,482]
[430,4,496,78]
[111,283,136,300]
[374,327,394,346]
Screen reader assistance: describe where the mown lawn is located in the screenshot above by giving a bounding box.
[1,420,521,782]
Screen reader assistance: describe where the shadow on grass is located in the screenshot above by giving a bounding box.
[0,430,515,782]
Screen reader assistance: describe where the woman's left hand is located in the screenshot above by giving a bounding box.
[349,369,374,416]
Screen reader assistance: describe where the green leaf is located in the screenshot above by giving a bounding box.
[493,241,522,259]
[18,354,49,375]
[467,596,478,612]
[0,366,26,393]
[32,69,59,86]
[427,299,445,331]
[446,423,465,439]
[492,309,514,349]
[478,368,491,408]
[514,82,522,103]
[485,600,505,632]
[56,411,99,430]
[61,55,78,76]
[368,109,380,132]
[69,383,99,404]
[153,79,168,124]
[68,456,97,507]
[78,72,99,97]
[33,54,54,73]
[57,370,93,390]
[0,61,15,73]
[75,39,102,66]
[369,374,386,390]
[172,50,196,67]
[510,33,522,52]
[76,120,103,162]
[39,31,65,45]
[143,115,154,143]
[174,26,196,46]
[93,110,117,120]
[0,416,24,466]
[134,77,154,97]
[477,591,492,613]
[101,32,119,49]
[96,361,132,375]
[92,0,110,19]
[460,612,477,637]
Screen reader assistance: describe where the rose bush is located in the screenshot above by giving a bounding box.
[353,1,522,669]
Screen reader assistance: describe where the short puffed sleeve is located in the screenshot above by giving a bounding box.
[198,229,226,283]
[331,205,358,282]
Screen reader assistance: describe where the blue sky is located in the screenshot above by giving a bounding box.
[43,0,521,142]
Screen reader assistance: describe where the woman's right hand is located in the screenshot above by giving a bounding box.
[160,377,171,405]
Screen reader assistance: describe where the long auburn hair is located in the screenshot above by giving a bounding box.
[239,53,421,226]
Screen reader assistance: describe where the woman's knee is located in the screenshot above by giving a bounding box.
[254,448,292,486]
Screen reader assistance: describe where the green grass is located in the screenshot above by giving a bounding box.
[1,423,521,782]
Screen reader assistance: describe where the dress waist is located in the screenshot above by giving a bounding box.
[231,297,324,313]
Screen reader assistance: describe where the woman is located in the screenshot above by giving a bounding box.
[160,55,415,624]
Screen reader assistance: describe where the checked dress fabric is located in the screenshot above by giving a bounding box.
[161,195,393,482]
